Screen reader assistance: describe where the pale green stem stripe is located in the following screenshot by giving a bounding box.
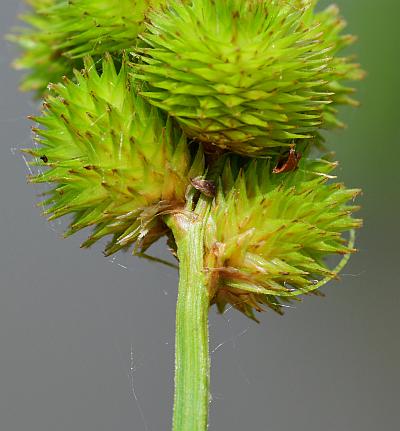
[167,207,210,431]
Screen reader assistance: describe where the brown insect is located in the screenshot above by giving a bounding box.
[190,177,216,198]
[40,155,48,163]
[273,144,302,174]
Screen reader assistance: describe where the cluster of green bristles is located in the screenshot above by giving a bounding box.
[12,0,363,320]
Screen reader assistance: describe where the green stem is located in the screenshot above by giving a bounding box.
[167,198,211,431]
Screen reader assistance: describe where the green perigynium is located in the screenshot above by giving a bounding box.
[135,0,363,155]
[10,0,168,94]
[27,54,204,255]
[204,156,361,321]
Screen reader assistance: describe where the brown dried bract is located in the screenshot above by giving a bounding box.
[273,145,302,174]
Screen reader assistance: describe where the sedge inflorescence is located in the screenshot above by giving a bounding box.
[136,0,363,154]
[14,0,362,320]
[205,156,361,320]
[27,54,203,255]
[9,0,168,93]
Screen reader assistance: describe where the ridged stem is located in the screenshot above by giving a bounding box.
[166,197,211,431]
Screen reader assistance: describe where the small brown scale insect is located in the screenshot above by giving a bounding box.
[190,177,216,198]
[40,155,48,163]
[273,144,302,174]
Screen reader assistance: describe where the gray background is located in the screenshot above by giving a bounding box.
[1,1,399,430]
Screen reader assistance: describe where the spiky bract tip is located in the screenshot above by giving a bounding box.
[204,156,362,321]
[135,0,363,155]
[27,54,204,255]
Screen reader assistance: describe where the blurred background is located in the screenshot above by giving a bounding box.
[0,1,398,430]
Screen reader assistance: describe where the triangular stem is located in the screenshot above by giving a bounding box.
[166,197,211,431]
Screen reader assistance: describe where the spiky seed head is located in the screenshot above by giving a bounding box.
[9,0,168,94]
[204,156,362,321]
[135,0,363,155]
[27,54,204,255]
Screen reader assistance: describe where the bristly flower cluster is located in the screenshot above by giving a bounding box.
[9,0,168,94]
[13,0,363,321]
[135,0,363,154]
[27,55,203,255]
[204,156,362,320]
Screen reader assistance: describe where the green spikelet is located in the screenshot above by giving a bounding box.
[26,54,204,255]
[204,156,362,321]
[9,0,167,94]
[50,0,166,58]
[135,0,364,155]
